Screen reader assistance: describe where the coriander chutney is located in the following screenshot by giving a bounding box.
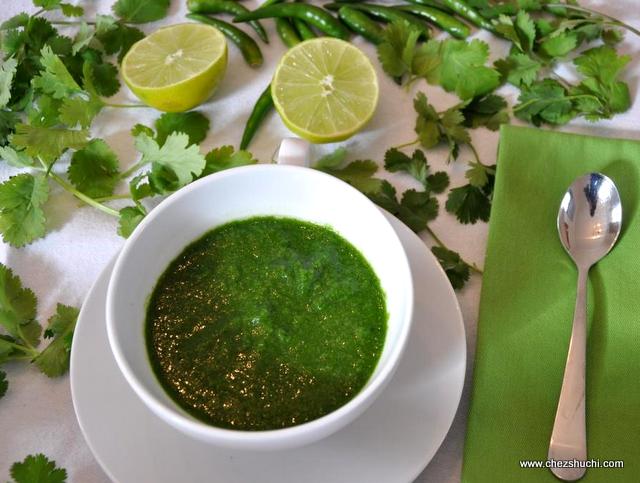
[146,216,387,431]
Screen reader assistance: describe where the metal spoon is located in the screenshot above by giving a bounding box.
[549,173,622,481]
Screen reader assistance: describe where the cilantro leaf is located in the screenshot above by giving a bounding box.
[129,174,153,201]
[367,180,438,233]
[34,304,79,377]
[494,52,541,87]
[131,123,154,138]
[314,147,347,170]
[0,58,17,108]
[72,22,93,55]
[461,94,509,131]
[118,205,146,238]
[426,39,500,100]
[27,95,62,128]
[446,164,495,224]
[0,369,7,398]
[60,3,84,17]
[514,79,573,125]
[0,146,34,167]
[574,45,630,86]
[201,145,257,177]
[495,11,537,53]
[155,111,210,147]
[0,263,38,343]
[377,20,421,83]
[0,174,49,247]
[319,160,383,194]
[10,453,67,483]
[58,94,104,128]
[96,22,145,63]
[68,139,120,198]
[431,246,470,290]
[0,109,18,145]
[384,148,449,193]
[113,0,171,24]
[539,32,578,58]
[86,61,120,97]
[135,133,206,192]
[11,124,89,162]
[32,45,82,99]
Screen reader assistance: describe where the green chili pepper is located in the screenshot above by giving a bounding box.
[293,18,317,40]
[438,0,495,32]
[186,14,263,67]
[234,4,350,40]
[187,0,269,43]
[260,0,285,7]
[275,18,302,47]
[403,0,455,14]
[338,6,384,44]
[240,83,274,150]
[396,5,470,38]
[325,3,431,39]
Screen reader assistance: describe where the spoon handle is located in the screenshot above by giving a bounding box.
[548,268,588,481]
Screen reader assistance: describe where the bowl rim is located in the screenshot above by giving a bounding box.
[106,163,414,446]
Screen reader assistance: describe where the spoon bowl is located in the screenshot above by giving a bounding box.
[557,173,622,269]
[549,172,622,481]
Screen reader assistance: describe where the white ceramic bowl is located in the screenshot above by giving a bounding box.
[106,164,414,450]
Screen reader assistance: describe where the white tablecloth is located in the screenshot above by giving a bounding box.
[1,0,639,481]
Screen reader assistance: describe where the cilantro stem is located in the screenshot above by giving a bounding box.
[120,160,148,179]
[546,4,640,37]
[3,338,38,357]
[394,139,420,150]
[512,94,602,113]
[468,143,482,165]
[93,194,132,202]
[49,172,120,217]
[425,225,483,275]
[104,102,147,109]
[50,20,97,26]
[33,8,45,16]
[15,325,37,352]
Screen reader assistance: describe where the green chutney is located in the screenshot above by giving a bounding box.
[146,216,387,430]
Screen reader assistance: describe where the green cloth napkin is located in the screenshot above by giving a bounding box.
[462,125,640,482]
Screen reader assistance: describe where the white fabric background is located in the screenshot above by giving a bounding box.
[0,0,638,481]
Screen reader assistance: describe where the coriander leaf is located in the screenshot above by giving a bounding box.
[136,133,205,190]
[368,180,401,214]
[27,95,62,128]
[201,145,257,177]
[96,22,144,62]
[320,160,383,194]
[461,94,509,131]
[514,79,573,125]
[377,20,421,82]
[113,0,171,24]
[494,52,541,87]
[0,57,17,108]
[495,11,536,53]
[60,3,84,17]
[118,205,146,237]
[95,14,118,36]
[72,22,93,55]
[1,13,30,30]
[0,109,18,145]
[539,32,578,58]
[0,146,34,167]
[155,111,210,147]
[0,369,7,398]
[413,92,441,149]
[0,263,37,342]
[129,174,153,201]
[68,139,120,198]
[86,61,120,97]
[314,147,347,170]
[431,246,470,290]
[33,0,62,9]
[446,175,494,224]
[383,148,449,192]
[10,453,67,483]
[11,124,89,162]
[384,148,427,186]
[58,95,104,128]
[397,189,438,232]
[131,123,154,138]
[32,45,82,99]
[431,39,500,100]
[602,29,624,45]
[574,45,630,86]
[34,304,79,377]
[0,174,49,247]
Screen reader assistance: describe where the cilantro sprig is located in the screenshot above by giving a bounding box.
[314,148,482,290]
[9,453,67,483]
[0,264,79,398]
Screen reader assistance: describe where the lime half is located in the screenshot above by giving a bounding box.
[122,23,228,112]
[271,38,379,143]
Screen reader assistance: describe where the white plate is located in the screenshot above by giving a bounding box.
[70,213,466,483]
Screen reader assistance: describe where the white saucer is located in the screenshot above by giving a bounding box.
[70,213,466,483]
